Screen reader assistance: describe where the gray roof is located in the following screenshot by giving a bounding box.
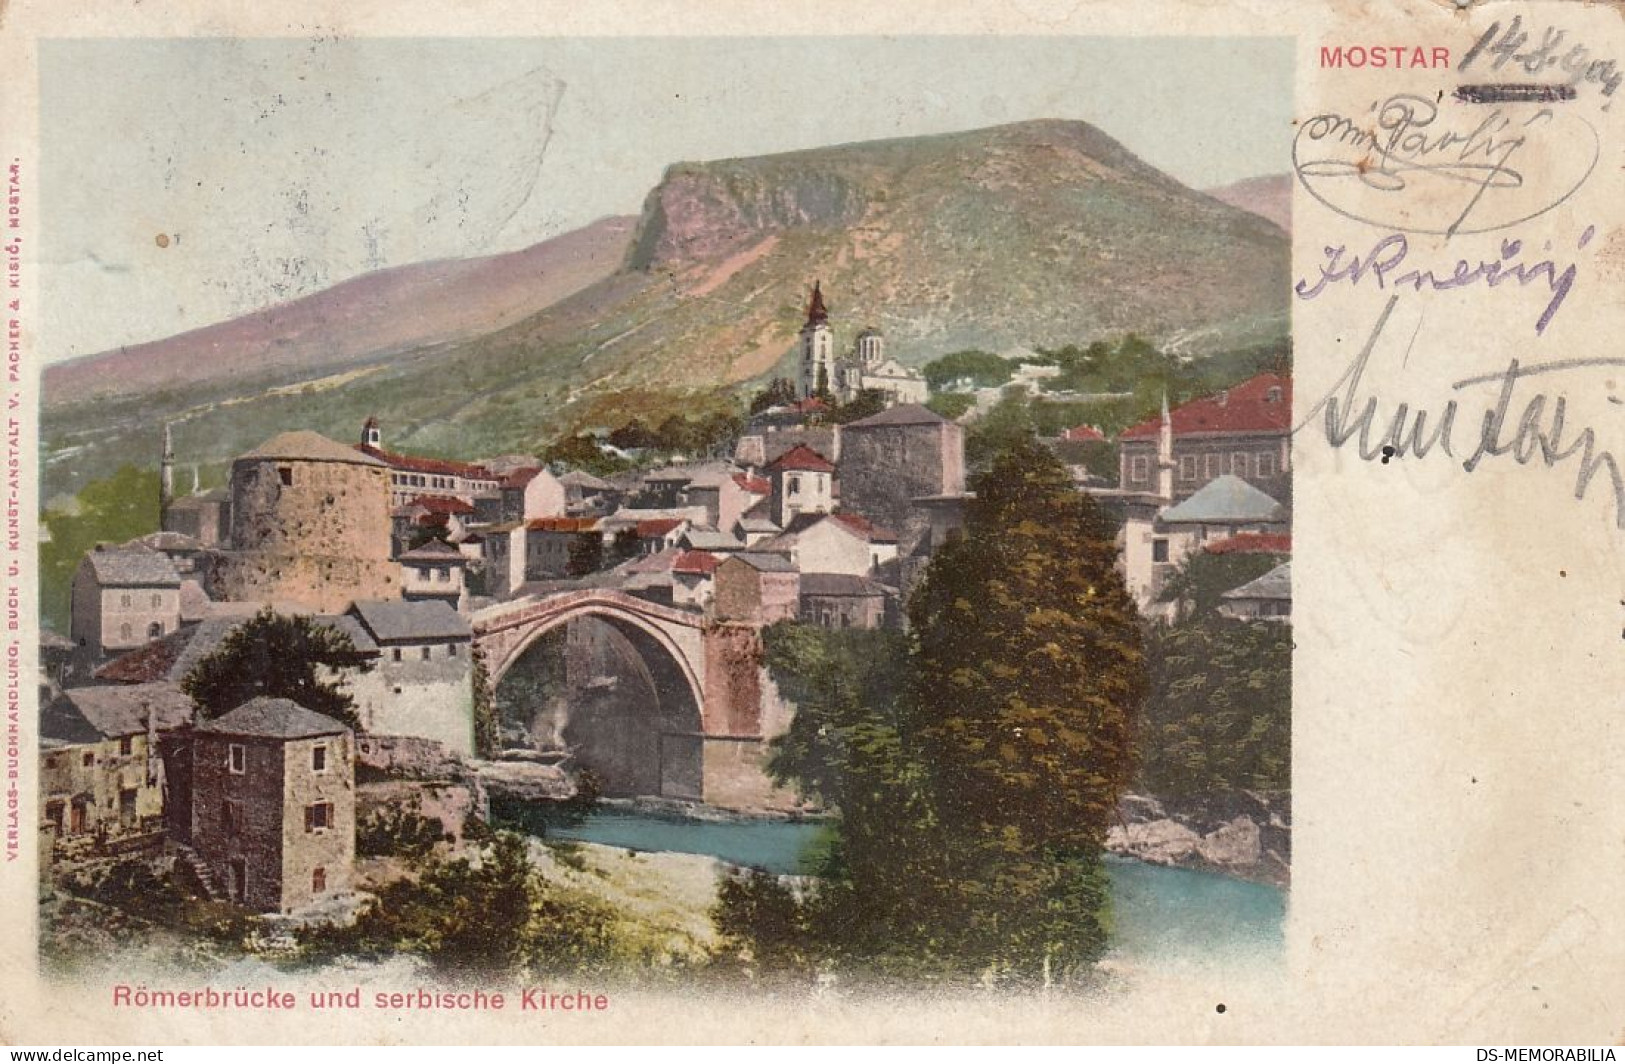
[83,546,182,588]
[398,540,466,563]
[728,552,797,574]
[799,573,888,597]
[195,697,349,740]
[1223,563,1292,602]
[237,430,388,467]
[43,683,196,743]
[350,599,471,643]
[135,531,205,553]
[846,403,947,429]
[312,613,379,654]
[681,530,743,551]
[1160,475,1284,525]
[736,516,780,533]
[560,470,614,491]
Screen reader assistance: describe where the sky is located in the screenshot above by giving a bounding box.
[40,36,1292,362]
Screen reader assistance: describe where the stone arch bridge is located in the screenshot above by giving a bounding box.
[471,589,782,807]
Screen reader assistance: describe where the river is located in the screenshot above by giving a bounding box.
[496,803,1285,961]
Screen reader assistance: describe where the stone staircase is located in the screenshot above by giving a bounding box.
[169,844,225,902]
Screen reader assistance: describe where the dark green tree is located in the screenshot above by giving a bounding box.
[1156,549,1285,623]
[39,466,161,633]
[1139,617,1291,799]
[181,608,371,730]
[749,377,798,414]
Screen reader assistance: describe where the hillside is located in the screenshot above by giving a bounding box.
[1203,174,1291,234]
[42,120,1288,498]
[44,216,637,404]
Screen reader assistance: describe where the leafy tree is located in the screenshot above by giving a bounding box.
[749,377,798,414]
[922,349,1012,391]
[471,650,499,757]
[566,532,605,577]
[826,389,889,425]
[1139,617,1290,799]
[181,608,371,730]
[925,393,976,421]
[965,388,1039,470]
[904,437,1146,982]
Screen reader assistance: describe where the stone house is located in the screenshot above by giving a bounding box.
[765,445,836,528]
[1117,373,1292,504]
[763,512,897,577]
[499,467,567,524]
[838,404,966,557]
[357,417,501,508]
[525,517,603,580]
[670,549,720,610]
[714,553,800,625]
[799,573,891,629]
[398,539,468,612]
[345,599,475,757]
[682,468,762,535]
[187,698,354,913]
[1220,563,1292,622]
[70,545,183,663]
[39,682,195,848]
[1121,474,1288,613]
[161,488,231,547]
[480,521,526,597]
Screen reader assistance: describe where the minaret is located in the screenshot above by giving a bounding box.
[1156,391,1175,501]
[799,281,836,400]
[159,422,175,527]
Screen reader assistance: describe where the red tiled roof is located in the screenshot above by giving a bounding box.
[357,444,493,479]
[767,444,836,474]
[1120,374,1292,440]
[733,472,771,495]
[411,495,476,516]
[502,467,546,490]
[637,518,686,538]
[527,517,599,533]
[831,512,898,543]
[1204,532,1292,555]
[1061,424,1106,442]
[672,550,721,575]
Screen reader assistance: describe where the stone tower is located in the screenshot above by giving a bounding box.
[799,281,835,399]
[211,430,396,612]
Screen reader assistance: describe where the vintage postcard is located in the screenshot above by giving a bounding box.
[0,0,1621,1045]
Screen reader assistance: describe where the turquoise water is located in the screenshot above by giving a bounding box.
[499,804,1285,960]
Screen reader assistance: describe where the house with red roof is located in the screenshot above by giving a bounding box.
[1117,373,1291,503]
[765,444,837,527]
[356,417,501,508]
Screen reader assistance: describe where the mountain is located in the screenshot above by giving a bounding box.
[42,120,1289,497]
[1203,174,1291,234]
[44,215,637,404]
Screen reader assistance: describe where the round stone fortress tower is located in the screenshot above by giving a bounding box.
[209,430,396,613]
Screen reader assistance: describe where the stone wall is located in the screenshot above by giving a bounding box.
[277,733,356,912]
[839,422,963,555]
[191,733,289,912]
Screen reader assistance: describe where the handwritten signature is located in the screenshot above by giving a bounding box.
[1301,296,1625,528]
[1294,225,1595,335]
[1293,95,1598,236]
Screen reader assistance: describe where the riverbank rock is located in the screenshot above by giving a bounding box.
[468,758,577,802]
[1107,791,1290,888]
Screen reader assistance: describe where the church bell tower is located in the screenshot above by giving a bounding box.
[799,281,835,400]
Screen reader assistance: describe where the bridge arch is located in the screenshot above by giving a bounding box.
[472,590,711,799]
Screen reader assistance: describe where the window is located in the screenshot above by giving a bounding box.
[82,752,94,767]
[312,744,327,773]
[118,736,133,757]
[1257,453,1276,478]
[1179,455,1197,482]
[305,802,333,832]
[1130,455,1149,482]
[278,466,293,487]
[1205,454,1221,478]
[223,799,241,836]
[392,648,402,662]
[312,867,327,894]
[448,644,459,658]
[228,744,246,774]
[120,623,133,642]
[787,475,801,496]
[148,622,163,640]
[120,593,132,608]
[435,566,450,582]
[1152,539,1170,563]
[421,646,432,661]
[1232,453,1249,477]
